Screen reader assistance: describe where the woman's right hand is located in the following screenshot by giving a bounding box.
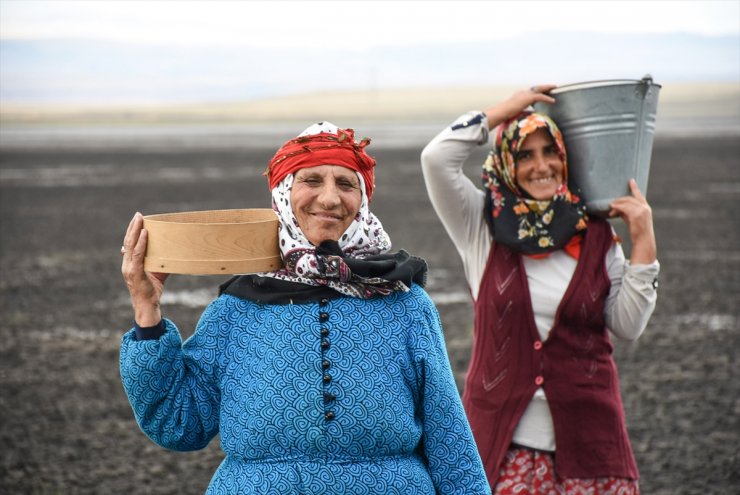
[121,212,168,327]
[483,84,558,130]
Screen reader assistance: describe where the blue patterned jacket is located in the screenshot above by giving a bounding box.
[120,284,490,494]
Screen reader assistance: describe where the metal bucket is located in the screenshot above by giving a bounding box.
[533,75,660,215]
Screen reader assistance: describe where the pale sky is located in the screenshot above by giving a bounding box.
[2,0,738,49]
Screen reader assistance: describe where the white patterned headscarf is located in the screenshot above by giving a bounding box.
[259,123,407,299]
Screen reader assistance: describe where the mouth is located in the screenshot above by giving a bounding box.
[529,175,556,185]
[309,211,343,222]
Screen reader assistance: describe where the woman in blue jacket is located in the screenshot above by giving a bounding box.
[119,121,490,495]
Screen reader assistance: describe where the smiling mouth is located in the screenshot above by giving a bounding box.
[530,176,555,185]
[310,212,343,222]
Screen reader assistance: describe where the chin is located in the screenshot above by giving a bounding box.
[526,185,559,201]
[307,233,341,246]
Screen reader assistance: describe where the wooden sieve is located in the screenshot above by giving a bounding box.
[142,209,282,275]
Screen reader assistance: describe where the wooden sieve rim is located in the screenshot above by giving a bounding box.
[141,208,282,275]
[143,208,278,225]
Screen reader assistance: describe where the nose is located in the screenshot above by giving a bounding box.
[532,152,549,172]
[317,182,341,208]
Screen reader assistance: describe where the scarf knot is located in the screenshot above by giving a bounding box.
[315,241,354,283]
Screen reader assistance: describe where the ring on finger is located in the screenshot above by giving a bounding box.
[530,86,538,92]
[120,246,126,255]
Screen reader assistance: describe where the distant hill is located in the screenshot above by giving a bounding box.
[1,83,738,131]
[1,31,738,105]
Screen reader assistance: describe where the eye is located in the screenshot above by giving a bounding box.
[336,178,359,191]
[544,145,558,156]
[299,176,322,186]
[514,150,533,162]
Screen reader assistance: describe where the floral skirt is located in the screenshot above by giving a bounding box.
[493,446,640,495]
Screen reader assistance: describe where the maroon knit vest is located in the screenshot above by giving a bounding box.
[462,219,639,487]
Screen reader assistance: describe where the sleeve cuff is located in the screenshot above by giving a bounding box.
[450,111,490,144]
[450,111,485,130]
[134,319,166,340]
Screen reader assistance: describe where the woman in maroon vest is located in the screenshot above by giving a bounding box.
[421,85,659,494]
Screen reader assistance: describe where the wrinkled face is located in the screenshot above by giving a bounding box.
[514,128,565,200]
[291,165,362,246]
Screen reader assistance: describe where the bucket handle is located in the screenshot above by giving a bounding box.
[635,74,657,100]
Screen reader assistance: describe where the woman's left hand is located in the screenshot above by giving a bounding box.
[608,179,657,264]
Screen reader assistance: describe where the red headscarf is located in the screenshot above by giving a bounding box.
[264,126,377,199]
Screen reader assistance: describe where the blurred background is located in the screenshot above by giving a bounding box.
[1,1,738,494]
[1,0,738,127]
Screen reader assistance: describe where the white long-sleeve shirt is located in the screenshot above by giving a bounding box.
[421,111,660,451]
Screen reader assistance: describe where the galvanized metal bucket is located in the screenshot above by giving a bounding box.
[533,75,660,215]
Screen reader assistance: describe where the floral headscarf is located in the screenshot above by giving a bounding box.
[482,110,588,256]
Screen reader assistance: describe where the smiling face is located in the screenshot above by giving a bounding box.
[290,165,362,246]
[514,128,565,200]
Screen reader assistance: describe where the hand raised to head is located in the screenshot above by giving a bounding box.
[121,212,168,326]
[484,84,558,130]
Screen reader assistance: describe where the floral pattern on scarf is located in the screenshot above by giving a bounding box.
[259,172,410,298]
[482,111,588,255]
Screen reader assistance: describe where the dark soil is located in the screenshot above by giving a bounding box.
[1,129,738,494]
